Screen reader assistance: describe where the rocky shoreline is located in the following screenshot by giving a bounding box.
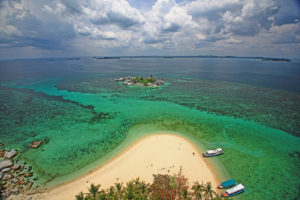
[0,143,41,199]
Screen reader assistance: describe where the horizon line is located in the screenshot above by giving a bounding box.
[0,55,297,61]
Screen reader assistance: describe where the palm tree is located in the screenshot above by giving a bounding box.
[75,192,86,200]
[203,182,216,200]
[213,194,225,200]
[74,171,224,200]
[135,178,150,200]
[98,189,108,200]
[125,181,135,200]
[88,183,100,199]
[140,181,150,196]
[183,188,191,200]
[108,186,116,199]
[115,182,124,200]
[191,181,205,200]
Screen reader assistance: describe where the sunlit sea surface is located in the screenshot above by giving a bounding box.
[0,57,299,199]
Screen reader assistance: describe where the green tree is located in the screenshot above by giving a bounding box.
[75,171,222,200]
[75,192,86,200]
[213,194,225,200]
[115,182,124,200]
[191,181,205,200]
[107,186,117,199]
[124,178,149,200]
[203,182,216,200]
[97,189,108,200]
[88,183,101,199]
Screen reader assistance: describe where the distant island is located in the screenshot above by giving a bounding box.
[93,56,120,59]
[91,55,291,62]
[259,58,291,62]
[115,75,164,87]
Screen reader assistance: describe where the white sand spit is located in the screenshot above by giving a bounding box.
[13,134,219,200]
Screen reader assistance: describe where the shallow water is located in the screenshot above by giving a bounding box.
[0,57,299,199]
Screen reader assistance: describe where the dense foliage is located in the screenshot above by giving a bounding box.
[130,76,157,85]
[75,170,225,200]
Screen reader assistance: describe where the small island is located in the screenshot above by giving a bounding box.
[260,57,291,62]
[115,75,164,87]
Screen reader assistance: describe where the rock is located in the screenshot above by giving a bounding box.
[13,163,20,170]
[0,149,4,157]
[26,181,33,190]
[19,179,25,185]
[0,160,13,170]
[11,177,19,183]
[2,174,12,181]
[1,167,11,173]
[0,172,3,180]
[29,141,42,148]
[4,189,11,197]
[24,172,33,177]
[19,186,24,192]
[12,186,19,195]
[4,150,18,159]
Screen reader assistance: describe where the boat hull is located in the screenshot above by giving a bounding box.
[223,189,245,197]
[218,179,237,189]
[202,151,223,157]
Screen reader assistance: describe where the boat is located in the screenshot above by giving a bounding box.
[203,148,223,157]
[218,179,237,189]
[222,184,245,197]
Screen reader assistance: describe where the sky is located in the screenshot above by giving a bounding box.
[0,0,299,59]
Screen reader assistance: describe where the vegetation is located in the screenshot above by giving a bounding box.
[130,76,157,85]
[0,181,4,200]
[115,75,163,87]
[75,170,225,200]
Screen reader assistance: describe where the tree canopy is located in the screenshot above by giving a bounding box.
[75,170,225,200]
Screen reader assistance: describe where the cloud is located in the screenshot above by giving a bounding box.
[223,0,279,36]
[0,25,22,36]
[0,0,299,58]
[82,0,145,29]
[185,0,242,18]
[0,0,76,51]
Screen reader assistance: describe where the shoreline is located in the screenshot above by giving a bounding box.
[12,133,222,200]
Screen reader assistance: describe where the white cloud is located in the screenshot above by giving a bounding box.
[0,0,299,58]
[42,5,53,14]
[82,0,145,28]
[185,0,241,17]
[0,25,22,36]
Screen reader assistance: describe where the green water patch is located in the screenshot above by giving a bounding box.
[125,118,300,200]
[0,86,128,186]
[57,76,300,136]
[1,78,299,200]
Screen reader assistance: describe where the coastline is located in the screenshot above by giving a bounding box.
[13,133,222,200]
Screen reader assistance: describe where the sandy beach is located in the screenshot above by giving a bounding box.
[14,133,219,200]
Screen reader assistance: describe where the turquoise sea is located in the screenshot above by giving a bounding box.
[0,57,299,199]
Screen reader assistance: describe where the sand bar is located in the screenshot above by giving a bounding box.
[15,133,220,200]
